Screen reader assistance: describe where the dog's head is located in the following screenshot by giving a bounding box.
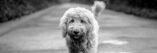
[60,7,94,40]
[60,1,105,40]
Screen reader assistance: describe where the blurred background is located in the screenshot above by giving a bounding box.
[1,0,157,23]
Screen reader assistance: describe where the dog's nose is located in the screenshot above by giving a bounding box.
[73,31,79,35]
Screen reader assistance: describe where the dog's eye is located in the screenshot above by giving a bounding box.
[69,19,74,23]
[81,20,86,23]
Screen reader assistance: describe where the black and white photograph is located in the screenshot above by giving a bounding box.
[0,0,157,53]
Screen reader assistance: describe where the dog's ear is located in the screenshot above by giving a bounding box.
[62,24,67,38]
[86,24,94,39]
[92,1,105,17]
[60,16,68,38]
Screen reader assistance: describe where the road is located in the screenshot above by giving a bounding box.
[0,3,157,53]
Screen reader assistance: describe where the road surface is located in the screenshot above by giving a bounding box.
[0,3,157,53]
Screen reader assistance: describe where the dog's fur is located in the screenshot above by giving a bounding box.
[60,1,105,53]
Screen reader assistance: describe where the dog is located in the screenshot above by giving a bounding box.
[60,1,105,53]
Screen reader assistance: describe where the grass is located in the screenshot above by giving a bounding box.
[0,0,59,23]
[107,4,157,19]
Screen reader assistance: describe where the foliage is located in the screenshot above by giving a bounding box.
[0,0,59,23]
[106,0,157,19]
[70,0,157,19]
[1,0,157,23]
[70,0,95,4]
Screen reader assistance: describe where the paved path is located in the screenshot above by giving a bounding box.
[0,3,157,53]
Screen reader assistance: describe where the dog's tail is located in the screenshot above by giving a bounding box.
[92,1,106,17]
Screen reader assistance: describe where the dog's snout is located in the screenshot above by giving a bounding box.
[73,30,79,34]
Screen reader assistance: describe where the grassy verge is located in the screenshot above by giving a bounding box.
[107,4,157,19]
[0,0,59,23]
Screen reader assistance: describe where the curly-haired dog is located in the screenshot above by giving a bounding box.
[60,1,105,53]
